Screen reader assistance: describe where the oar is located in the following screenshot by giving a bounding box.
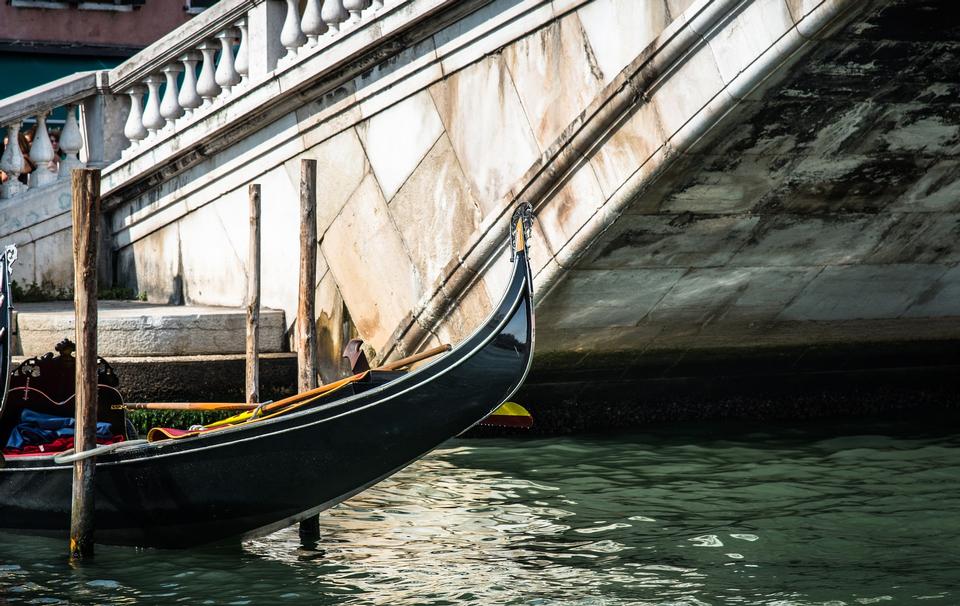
[122,343,452,412]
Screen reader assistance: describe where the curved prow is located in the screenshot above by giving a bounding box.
[0,245,16,420]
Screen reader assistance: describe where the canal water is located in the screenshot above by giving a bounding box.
[1,418,958,605]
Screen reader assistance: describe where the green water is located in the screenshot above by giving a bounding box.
[1,420,958,605]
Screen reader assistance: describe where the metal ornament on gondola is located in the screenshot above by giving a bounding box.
[510,202,534,263]
[0,245,17,421]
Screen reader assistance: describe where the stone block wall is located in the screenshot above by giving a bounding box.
[106,0,960,385]
[0,181,75,293]
[110,0,699,368]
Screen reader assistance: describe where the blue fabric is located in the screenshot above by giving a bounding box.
[5,409,113,450]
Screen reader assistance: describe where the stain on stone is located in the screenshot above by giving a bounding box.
[595,229,662,260]
[576,18,605,83]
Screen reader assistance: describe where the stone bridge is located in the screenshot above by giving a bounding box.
[1,0,957,421]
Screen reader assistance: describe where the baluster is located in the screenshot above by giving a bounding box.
[160,63,185,123]
[216,28,242,93]
[235,18,250,81]
[178,52,202,116]
[59,104,84,175]
[0,121,27,198]
[197,40,222,105]
[344,0,364,22]
[123,86,148,144]
[302,0,327,47]
[29,112,56,187]
[371,0,384,9]
[142,74,166,135]
[281,0,306,58]
[321,0,348,33]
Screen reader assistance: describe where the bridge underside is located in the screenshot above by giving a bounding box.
[524,0,960,427]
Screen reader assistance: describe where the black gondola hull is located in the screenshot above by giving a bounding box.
[0,251,533,548]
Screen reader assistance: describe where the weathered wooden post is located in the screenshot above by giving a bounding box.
[246,183,261,406]
[69,167,100,561]
[297,159,321,540]
[297,159,319,392]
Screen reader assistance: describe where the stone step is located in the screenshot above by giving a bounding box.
[13,301,286,357]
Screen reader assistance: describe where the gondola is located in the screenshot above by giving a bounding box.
[0,211,535,548]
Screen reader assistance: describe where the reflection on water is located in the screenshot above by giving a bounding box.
[1,420,959,605]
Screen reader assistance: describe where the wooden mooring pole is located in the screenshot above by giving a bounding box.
[297,159,321,541]
[69,168,101,561]
[297,159,319,393]
[246,183,261,406]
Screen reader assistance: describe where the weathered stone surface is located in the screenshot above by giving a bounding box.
[432,0,554,77]
[657,151,794,214]
[588,101,668,200]
[585,214,759,269]
[16,301,286,357]
[538,268,686,328]
[356,89,444,202]
[0,180,72,241]
[388,134,483,289]
[301,127,370,238]
[704,0,795,86]
[666,0,697,20]
[354,37,442,120]
[503,13,603,149]
[536,166,607,256]
[314,267,351,382]
[429,55,542,214]
[177,195,248,307]
[434,277,493,345]
[729,215,890,267]
[890,160,960,212]
[702,266,821,323]
[779,264,948,322]
[865,213,960,265]
[650,40,727,141]
[124,222,181,304]
[576,0,670,85]
[321,173,419,353]
[296,82,362,152]
[111,110,305,249]
[11,241,36,290]
[479,251,514,311]
[33,228,74,289]
[644,267,760,326]
[903,265,960,319]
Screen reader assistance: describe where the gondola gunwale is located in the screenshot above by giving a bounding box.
[0,249,533,474]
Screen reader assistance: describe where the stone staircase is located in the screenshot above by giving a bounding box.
[12,302,292,404]
[13,301,285,357]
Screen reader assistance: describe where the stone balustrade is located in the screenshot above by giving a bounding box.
[0,73,95,200]
[0,0,395,201]
[114,0,391,156]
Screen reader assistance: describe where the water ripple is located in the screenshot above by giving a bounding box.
[1,421,959,604]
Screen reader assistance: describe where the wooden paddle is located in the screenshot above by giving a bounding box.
[123,343,452,412]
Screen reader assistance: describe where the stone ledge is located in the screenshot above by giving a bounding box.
[107,352,297,404]
[14,301,286,357]
[8,352,296,404]
[502,336,960,435]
